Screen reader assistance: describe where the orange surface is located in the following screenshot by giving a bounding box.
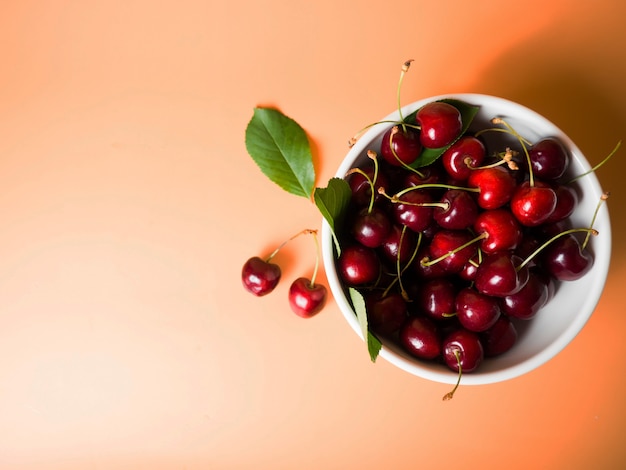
[1,1,625,469]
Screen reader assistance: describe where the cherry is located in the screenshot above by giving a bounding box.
[510,180,558,227]
[288,277,327,318]
[433,189,479,230]
[416,101,463,149]
[391,189,434,233]
[467,165,517,210]
[380,126,422,166]
[474,252,529,297]
[399,315,442,360]
[473,208,523,253]
[347,165,390,207]
[441,135,486,181]
[541,233,593,281]
[366,291,407,335]
[424,229,478,274]
[351,206,392,248]
[338,244,381,286]
[416,278,458,321]
[242,256,281,296]
[455,287,501,332]
[443,329,484,375]
[528,137,569,181]
[481,315,518,357]
[501,270,549,320]
[544,183,578,224]
[413,245,447,280]
[380,224,418,266]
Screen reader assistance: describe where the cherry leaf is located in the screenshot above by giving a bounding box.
[314,177,351,254]
[406,99,480,168]
[349,287,382,362]
[245,107,315,198]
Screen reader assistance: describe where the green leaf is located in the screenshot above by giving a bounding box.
[406,99,480,169]
[349,287,382,362]
[314,178,352,254]
[245,107,316,198]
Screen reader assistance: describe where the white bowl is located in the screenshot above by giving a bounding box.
[321,93,611,385]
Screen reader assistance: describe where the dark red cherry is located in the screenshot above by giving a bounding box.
[338,245,381,286]
[528,137,569,180]
[366,291,407,335]
[416,278,458,321]
[481,315,518,357]
[242,256,281,296]
[510,180,558,227]
[433,189,479,230]
[379,224,418,265]
[426,229,477,274]
[392,189,434,233]
[544,183,578,224]
[442,328,484,373]
[347,165,390,207]
[473,208,523,254]
[380,126,422,166]
[288,278,327,318]
[474,252,529,297]
[415,101,463,149]
[467,166,517,210]
[441,135,486,181]
[541,233,593,281]
[501,270,549,320]
[455,287,501,332]
[400,315,442,360]
[351,206,392,248]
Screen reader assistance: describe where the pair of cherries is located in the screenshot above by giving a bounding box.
[336,100,598,388]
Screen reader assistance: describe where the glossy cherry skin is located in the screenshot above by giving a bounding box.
[528,137,569,180]
[351,206,392,248]
[501,271,549,320]
[366,291,407,335]
[392,189,434,233]
[441,135,486,181]
[338,245,381,286]
[380,126,422,166]
[455,287,501,332]
[510,180,558,227]
[347,165,390,207]
[467,166,517,210]
[399,315,442,360]
[474,252,529,297]
[442,328,484,373]
[242,256,281,296]
[379,224,418,266]
[415,101,463,149]
[473,208,523,254]
[544,183,578,224]
[416,278,458,321]
[288,278,327,318]
[426,229,478,274]
[541,233,593,281]
[433,189,478,230]
[480,315,518,357]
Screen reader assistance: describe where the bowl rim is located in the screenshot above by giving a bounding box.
[321,93,612,385]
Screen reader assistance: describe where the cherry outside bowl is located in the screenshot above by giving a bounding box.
[321,93,611,385]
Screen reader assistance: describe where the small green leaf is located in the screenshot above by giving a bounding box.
[349,287,382,362]
[407,99,480,169]
[245,107,315,198]
[314,178,352,254]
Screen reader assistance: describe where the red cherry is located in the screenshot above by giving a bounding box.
[501,270,549,320]
[426,229,478,274]
[510,181,557,227]
[392,189,434,233]
[380,126,422,166]
[338,245,381,286]
[441,135,486,181]
[288,277,327,318]
[467,166,517,210]
[474,252,529,297]
[528,137,569,180]
[473,209,523,254]
[442,328,484,373]
[455,287,501,332]
[541,233,593,281]
[415,101,463,149]
[242,256,281,296]
[366,291,407,335]
[481,315,518,357]
[399,316,442,360]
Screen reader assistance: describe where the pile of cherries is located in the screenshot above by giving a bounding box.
[336,100,599,384]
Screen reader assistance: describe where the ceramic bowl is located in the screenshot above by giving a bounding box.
[321,93,611,385]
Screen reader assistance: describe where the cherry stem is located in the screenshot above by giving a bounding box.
[346,162,377,214]
[387,126,426,178]
[266,228,317,263]
[387,183,479,201]
[442,349,462,401]
[490,117,534,186]
[310,230,321,288]
[516,227,598,272]
[383,229,422,299]
[582,191,609,250]
[565,141,621,185]
[466,148,519,171]
[348,120,400,147]
[420,233,487,267]
[397,59,414,128]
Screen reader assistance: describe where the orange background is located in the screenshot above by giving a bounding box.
[1,1,625,469]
